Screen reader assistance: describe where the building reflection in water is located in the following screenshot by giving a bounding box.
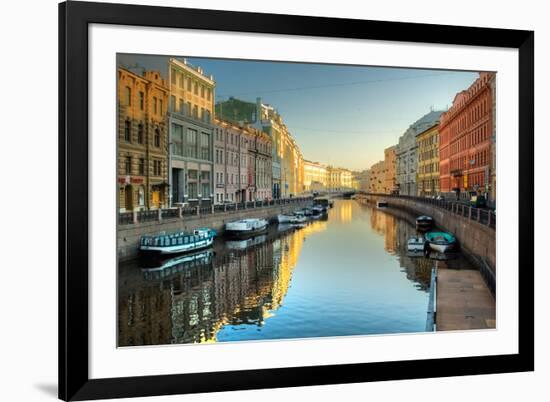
[118,201,436,347]
[368,207,431,291]
[118,223,326,346]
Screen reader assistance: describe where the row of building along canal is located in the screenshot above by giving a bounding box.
[118,198,495,346]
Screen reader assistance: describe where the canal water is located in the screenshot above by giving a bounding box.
[118,199,470,347]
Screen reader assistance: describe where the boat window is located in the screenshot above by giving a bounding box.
[184,236,188,244]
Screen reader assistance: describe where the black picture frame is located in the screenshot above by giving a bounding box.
[59,1,534,400]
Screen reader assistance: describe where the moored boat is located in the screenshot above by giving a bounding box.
[139,228,216,255]
[416,215,434,231]
[377,200,388,208]
[313,197,330,211]
[311,205,325,215]
[277,214,295,224]
[425,231,457,253]
[292,214,307,224]
[407,235,425,252]
[225,218,268,238]
[302,207,314,216]
[278,213,308,224]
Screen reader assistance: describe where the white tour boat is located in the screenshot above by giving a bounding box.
[225,218,269,237]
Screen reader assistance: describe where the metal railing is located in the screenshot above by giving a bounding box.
[425,267,437,332]
[118,196,314,225]
[359,192,496,230]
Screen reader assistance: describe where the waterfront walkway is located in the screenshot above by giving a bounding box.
[436,263,496,331]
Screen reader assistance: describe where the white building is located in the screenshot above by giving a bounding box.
[396,110,443,196]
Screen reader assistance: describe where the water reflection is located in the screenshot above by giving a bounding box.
[118,200,458,346]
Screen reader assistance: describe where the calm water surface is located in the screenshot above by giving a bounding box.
[118,199,469,346]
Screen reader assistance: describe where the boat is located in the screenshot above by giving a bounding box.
[425,231,457,253]
[311,205,325,215]
[292,214,307,224]
[416,215,434,231]
[225,218,268,237]
[277,214,295,223]
[139,228,216,255]
[302,207,314,217]
[313,197,330,211]
[377,200,388,208]
[407,235,426,257]
[278,213,308,224]
[140,249,214,280]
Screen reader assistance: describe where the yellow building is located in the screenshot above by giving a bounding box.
[303,160,328,191]
[368,161,385,193]
[118,67,169,211]
[327,166,353,192]
[384,145,397,194]
[416,123,440,195]
[168,58,216,205]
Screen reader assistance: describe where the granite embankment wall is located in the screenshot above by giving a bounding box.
[118,199,313,262]
[359,194,496,272]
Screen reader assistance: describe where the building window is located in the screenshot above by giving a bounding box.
[172,124,183,156]
[171,68,176,84]
[179,98,184,113]
[194,81,198,95]
[125,156,131,174]
[186,128,198,158]
[201,85,205,98]
[139,91,144,110]
[124,120,131,142]
[137,123,144,144]
[200,132,210,160]
[154,128,161,148]
[125,86,131,106]
[170,95,176,112]
[179,74,184,88]
[187,102,192,117]
[138,158,145,175]
[153,160,162,176]
[153,97,157,114]
[187,77,192,91]
[192,105,198,119]
[207,88,211,101]
[188,182,197,199]
[159,99,163,115]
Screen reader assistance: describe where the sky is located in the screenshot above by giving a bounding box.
[118,53,479,171]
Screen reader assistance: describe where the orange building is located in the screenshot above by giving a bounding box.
[384,146,397,194]
[118,67,169,211]
[439,72,495,200]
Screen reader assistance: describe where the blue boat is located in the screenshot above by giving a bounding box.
[425,231,456,253]
[139,228,216,255]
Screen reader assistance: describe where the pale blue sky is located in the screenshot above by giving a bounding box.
[118,54,478,170]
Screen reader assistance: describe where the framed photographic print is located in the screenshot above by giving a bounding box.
[59,1,534,400]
